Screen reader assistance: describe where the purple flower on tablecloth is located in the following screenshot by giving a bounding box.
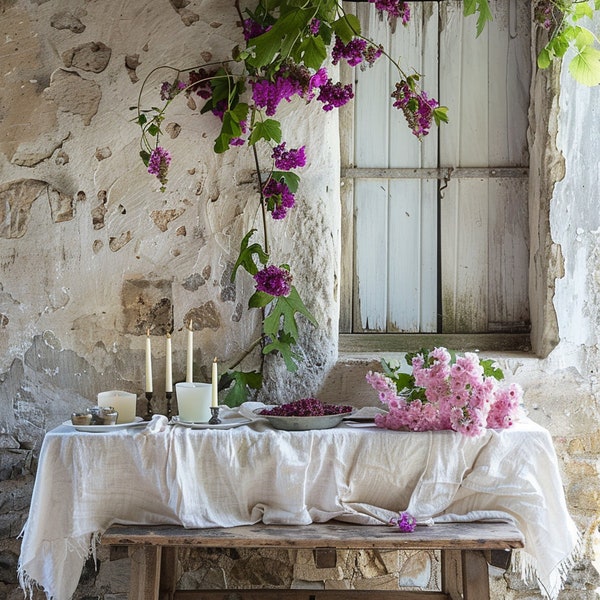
[254,265,293,297]
[390,511,416,533]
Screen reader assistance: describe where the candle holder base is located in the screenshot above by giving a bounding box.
[144,392,154,421]
[165,391,173,420]
[209,406,221,425]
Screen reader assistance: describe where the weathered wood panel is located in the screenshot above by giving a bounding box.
[102,521,524,550]
[352,3,439,333]
[343,0,530,337]
[172,591,449,599]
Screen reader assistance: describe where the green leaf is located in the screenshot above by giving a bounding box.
[573,1,594,21]
[249,119,282,145]
[271,170,300,193]
[248,290,274,308]
[297,35,327,71]
[147,123,160,137]
[137,114,147,126]
[221,370,262,407]
[263,286,318,341]
[569,45,600,86]
[140,150,150,167]
[231,229,269,279]
[463,0,493,37]
[432,106,449,126]
[332,14,361,43]
[263,332,301,372]
[537,47,552,69]
[480,359,504,380]
[246,9,313,68]
[214,132,232,154]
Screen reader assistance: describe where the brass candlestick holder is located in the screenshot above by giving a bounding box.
[165,391,173,420]
[144,392,154,421]
[209,406,221,425]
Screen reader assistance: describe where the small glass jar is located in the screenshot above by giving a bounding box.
[71,412,93,426]
[87,406,118,425]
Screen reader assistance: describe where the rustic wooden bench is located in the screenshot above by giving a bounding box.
[101,521,524,600]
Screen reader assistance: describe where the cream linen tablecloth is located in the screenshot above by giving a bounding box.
[18,406,579,600]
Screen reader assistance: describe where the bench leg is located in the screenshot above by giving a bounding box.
[441,549,462,600]
[159,547,178,600]
[129,545,162,600]
[462,550,490,600]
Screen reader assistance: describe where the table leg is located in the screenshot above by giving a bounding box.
[129,545,161,600]
[462,550,490,600]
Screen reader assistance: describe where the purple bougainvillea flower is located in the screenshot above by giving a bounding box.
[147,146,171,190]
[254,265,293,297]
[272,143,306,170]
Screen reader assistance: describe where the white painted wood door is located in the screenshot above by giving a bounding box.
[341,0,530,335]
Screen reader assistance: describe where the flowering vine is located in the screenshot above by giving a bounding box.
[134,0,454,405]
[134,0,595,406]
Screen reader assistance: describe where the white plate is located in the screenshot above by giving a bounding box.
[63,417,148,432]
[253,408,355,431]
[170,415,251,430]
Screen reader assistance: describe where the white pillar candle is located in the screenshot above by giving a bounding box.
[175,382,211,423]
[98,391,137,424]
[145,329,153,393]
[186,321,193,383]
[211,357,218,407]
[165,333,172,393]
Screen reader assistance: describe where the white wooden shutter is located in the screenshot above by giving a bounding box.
[341,0,530,336]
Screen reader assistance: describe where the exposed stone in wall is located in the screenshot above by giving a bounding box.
[169,0,200,26]
[185,302,221,331]
[43,69,101,126]
[150,208,185,232]
[62,42,111,73]
[11,132,71,167]
[50,11,85,33]
[121,279,173,336]
[95,147,112,161]
[125,54,141,83]
[92,191,108,229]
[0,180,73,239]
[108,231,132,251]
[47,186,75,223]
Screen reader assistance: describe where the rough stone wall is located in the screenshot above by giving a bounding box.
[1,2,599,600]
[0,1,339,597]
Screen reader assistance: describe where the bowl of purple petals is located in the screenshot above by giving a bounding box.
[256,398,354,431]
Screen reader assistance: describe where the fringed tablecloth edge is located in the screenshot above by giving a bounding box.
[512,530,584,600]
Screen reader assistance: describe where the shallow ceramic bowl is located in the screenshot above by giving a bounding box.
[254,408,355,431]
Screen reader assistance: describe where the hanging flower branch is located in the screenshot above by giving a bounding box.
[133,0,595,405]
[132,0,455,405]
[534,0,600,86]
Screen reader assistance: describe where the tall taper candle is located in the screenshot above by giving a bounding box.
[211,357,218,407]
[165,333,172,393]
[186,321,193,382]
[145,329,153,393]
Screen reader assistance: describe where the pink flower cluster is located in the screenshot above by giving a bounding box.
[366,348,522,437]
